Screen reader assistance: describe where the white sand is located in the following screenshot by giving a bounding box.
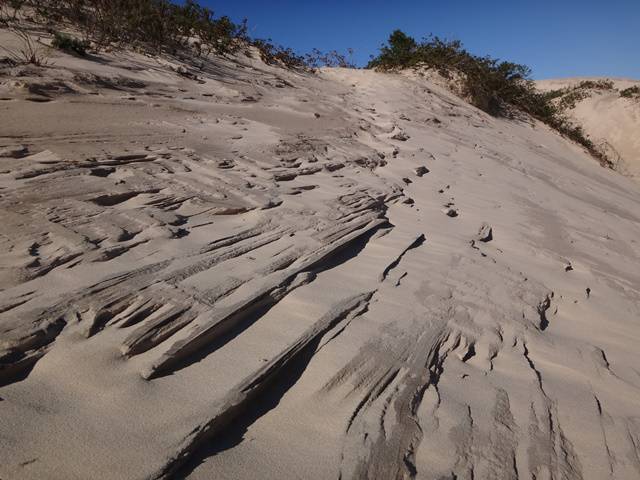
[537,77,640,179]
[1,30,640,480]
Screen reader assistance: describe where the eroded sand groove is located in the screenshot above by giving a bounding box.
[1,36,640,480]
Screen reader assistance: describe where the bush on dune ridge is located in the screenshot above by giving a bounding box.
[367,30,538,116]
[0,3,615,166]
[620,86,640,98]
[2,0,352,70]
[368,30,613,167]
[20,0,249,55]
[544,79,615,110]
[0,0,50,65]
[51,31,89,56]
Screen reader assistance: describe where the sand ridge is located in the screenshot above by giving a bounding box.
[1,31,640,480]
[537,77,640,179]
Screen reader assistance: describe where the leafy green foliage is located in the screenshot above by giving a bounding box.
[367,30,418,69]
[252,41,356,70]
[558,89,590,110]
[368,32,538,115]
[576,79,614,90]
[0,2,49,65]
[24,0,248,55]
[305,48,355,69]
[52,32,88,56]
[546,80,616,110]
[16,1,350,70]
[252,39,307,69]
[368,30,613,166]
[620,86,640,98]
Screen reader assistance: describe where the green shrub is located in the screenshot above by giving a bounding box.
[368,30,418,69]
[251,41,356,70]
[305,48,356,68]
[25,0,248,55]
[543,88,569,101]
[546,79,619,111]
[368,32,537,116]
[15,1,357,71]
[52,32,88,56]
[368,30,612,166]
[576,79,614,90]
[0,2,49,65]
[23,0,339,70]
[620,86,640,98]
[557,89,589,110]
[252,39,307,69]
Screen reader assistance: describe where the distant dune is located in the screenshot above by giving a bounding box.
[537,77,640,179]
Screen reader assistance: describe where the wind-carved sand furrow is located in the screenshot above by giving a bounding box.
[8,151,160,180]
[346,366,401,433]
[82,291,141,337]
[486,389,519,479]
[0,312,67,388]
[149,292,375,480]
[590,345,624,381]
[627,425,640,477]
[460,342,476,363]
[197,223,278,255]
[537,293,553,331]
[451,405,476,479]
[0,296,32,314]
[527,393,583,479]
[487,342,500,371]
[0,182,391,386]
[142,271,316,379]
[522,340,546,394]
[164,227,291,285]
[379,233,426,282]
[192,248,303,308]
[316,211,387,245]
[338,326,452,480]
[305,218,390,271]
[71,226,292,347]
[113,297,165,329]
[8,246,85,287]
[0,347,48,385]
[90,189,159,207]
[0,337,56,387]
[332,191,386,220]
[592,393,615,475]
[0,259,173,385]
[121,306,198,357]
[144,218,388,379]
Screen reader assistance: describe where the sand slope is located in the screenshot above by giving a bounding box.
[1,32,640,480]
[537,77,640,179]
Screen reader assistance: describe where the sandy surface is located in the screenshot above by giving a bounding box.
[537,77,640,179]
[1,30,640,480]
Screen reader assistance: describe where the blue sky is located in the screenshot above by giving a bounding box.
[202,0,639,79]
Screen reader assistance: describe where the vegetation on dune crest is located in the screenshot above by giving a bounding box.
[620,86,640,99]
[367,30,543,116]
[367,30,614,167]
[2,0,249,55]
[543,79,615,110]
[0,1,49,65]
[51,31,89,56]
[0,0,353,69]
[304,48,355,69]
[0,3,624,167]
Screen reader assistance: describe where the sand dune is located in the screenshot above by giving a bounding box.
[1,29,640,480]
[537,77,640,179]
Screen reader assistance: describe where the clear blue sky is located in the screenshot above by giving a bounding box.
[202,0,639,79]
